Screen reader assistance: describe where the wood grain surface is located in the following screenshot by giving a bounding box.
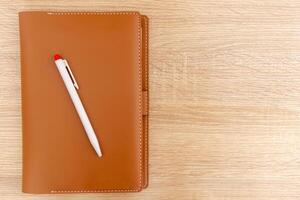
[1,0,300,199]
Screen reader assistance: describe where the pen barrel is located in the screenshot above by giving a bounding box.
[54,59,102,156]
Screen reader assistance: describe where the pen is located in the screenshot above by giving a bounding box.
[53,54,102,157]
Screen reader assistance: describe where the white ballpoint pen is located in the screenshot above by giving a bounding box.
[54,54,102,157]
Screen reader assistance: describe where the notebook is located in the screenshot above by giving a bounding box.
[19,11,149,193]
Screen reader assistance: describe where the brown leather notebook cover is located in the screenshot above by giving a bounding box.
[19,11,148,193]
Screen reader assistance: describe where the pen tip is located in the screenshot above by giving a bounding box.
[97,151,102,157]
[95,145,102,157]
[54,54,62,61]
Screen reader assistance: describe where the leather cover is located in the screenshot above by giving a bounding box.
[19,11,148,193]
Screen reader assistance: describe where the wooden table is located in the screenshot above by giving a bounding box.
[1,0,300,199]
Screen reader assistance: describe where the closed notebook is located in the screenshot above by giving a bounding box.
[19,11,149,193]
